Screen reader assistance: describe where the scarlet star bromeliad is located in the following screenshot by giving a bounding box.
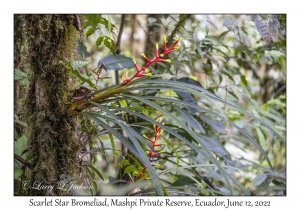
[121,36,182,85]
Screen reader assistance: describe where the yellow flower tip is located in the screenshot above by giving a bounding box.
[133,171,139,176]
[156,43,159,49]
[164,59,171,63]
[160,54,164,57]
[174,46,180,50]
[145,68,150,73]
[160,150,165,153]
[162,122,165,125]
[178,37,182,42]
[155,164,161,168]
[164,142,167,145]
[163,36,166,42]
[143,134,148,138]
[141,53,146,58]
[122,77,126,81]
[146,73,152,77]
[146,151,150,155]
[132,58,136,64]
[156,117,161,122]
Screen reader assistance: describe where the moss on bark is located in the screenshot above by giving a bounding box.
[15,14,81,195]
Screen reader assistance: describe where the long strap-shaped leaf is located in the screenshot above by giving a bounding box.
[138,80,285,142]
[87,103,164,196]
[89,93,272,169]
[104,105,235,194]
[123,95,235,195]
[139,95,273,169]
[82,113,140,160]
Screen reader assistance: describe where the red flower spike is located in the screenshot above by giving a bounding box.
[135,73,152,78]
[141,53,151,63]
[155,43,159,57]
[132,59,140,72]
[170,37,182,49]
[163,36,167,51]
[121,36,180,86]
[130,177,135,184]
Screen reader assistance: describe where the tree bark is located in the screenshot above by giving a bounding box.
[14,14,81,196]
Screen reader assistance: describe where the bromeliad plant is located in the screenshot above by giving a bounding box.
[67,35,285,196]
[121,36,181,85]
[69,36,181,113]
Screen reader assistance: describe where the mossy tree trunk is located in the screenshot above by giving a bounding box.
[14,14,81,196]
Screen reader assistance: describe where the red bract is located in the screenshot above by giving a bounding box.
[121,36,181,86]
[137,118,166,180]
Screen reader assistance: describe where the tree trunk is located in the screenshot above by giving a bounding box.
[145,14,163,58]
[14,14,81,196]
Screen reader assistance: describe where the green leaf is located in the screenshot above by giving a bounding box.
[200,115,227,134]
[176,107,205,133]
[96,36,104,48]
[196,44,204,59]
[240,75,248,86]
[76,40,92,58]
[218,30,230,40]
[85,165,104,181]
[174,78,203,110]
[125,165,137,174]
[120,159,130,167]
[71,60,89,70]
[107,125,117,168]
[82,113,140,159]
[256,128,266,151]
[85,14,102,29]
[14,168,23,179]
[86,27,96,37]
[237,58,243,67]
[107,15,112,35]
[14,68,27,78]
[69,61,96,88]
[85,166,98,193]
[119,100,128,108]
[205,25,209,35]
[241,29,251,45]
[267,98,286,107]
[14,68,29,85]
[14,135,28,156]
[228,90,239,101]
[172,175,199,186]
[99,17,117,33]
[220,68,235,83]
[103,36,116,54]
[278,56,285,68]
[252,174,267,186]
[98,54,134,71]
[198,134,231,159]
